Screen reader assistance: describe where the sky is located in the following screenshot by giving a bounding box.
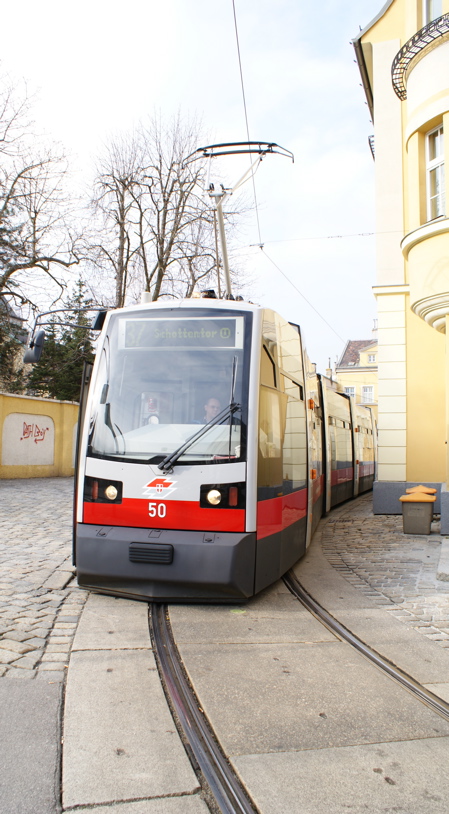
[1,0,384,372]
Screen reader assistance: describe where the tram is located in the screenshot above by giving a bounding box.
[72,295,376,602]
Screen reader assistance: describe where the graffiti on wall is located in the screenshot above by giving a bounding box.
[2,413,55,465]
[20,421,51,444]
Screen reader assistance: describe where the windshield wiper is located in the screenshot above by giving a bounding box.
[154,402,241,473]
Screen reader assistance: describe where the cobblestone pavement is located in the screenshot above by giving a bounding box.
[0,478,87,681]
[320,493,449,648]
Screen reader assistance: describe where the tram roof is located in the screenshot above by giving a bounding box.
[113,297,264,316]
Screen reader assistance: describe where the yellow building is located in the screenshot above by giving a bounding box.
[334,336,378,421]
[353,1,449,522]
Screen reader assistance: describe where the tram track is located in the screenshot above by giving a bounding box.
[149,602,259,814]
[283,569,449,723]
[150,570,449,814]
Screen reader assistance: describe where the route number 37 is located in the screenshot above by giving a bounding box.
[148,502,167,518]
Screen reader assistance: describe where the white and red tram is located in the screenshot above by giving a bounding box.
[74,296,375,601]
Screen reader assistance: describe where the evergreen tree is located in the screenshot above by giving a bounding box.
[26,280,95,402]
[0,300,27,393]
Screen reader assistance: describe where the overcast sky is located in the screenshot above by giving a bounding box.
[2,0,384,371]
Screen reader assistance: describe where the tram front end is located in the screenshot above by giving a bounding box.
[74,300,257,602]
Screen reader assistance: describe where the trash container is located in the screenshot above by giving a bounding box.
[399,493,436,535]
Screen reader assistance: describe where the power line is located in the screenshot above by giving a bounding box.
[249,228,407,246]
[260,248,346,343]
[231,0,263,247]
[250,231,375,246]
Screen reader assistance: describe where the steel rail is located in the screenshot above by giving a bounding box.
[283,570,449,723]
[149,603,258,814]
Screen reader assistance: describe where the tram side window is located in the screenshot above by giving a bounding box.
[337,420,352,469]
[329,417,352,469]
[283,382,307,490]
[258,387,287,489]
[361,424,374,460]
[261,346,276,388]
[276,316,303,382]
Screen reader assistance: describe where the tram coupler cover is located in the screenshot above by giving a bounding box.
[399,493,436,535]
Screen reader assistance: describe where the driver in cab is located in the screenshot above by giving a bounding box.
[203,398,221,423]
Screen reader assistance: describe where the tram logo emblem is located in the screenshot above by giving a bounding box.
[143,477,177,498]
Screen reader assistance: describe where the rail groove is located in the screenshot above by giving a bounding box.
[149,602,258,814]
[283,569,449,722]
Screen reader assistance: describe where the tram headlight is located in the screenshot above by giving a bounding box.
[200,482,246,509]
[207,489,222,505]
[84,476,122,503]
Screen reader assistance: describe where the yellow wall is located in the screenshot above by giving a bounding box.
[405,311,446,480]
[359,0,449,487]
[0,393,79,478]
[335,368,378,421]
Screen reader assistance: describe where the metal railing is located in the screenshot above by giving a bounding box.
[392,14,449,100]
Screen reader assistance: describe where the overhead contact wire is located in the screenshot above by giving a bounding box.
[232,1,344,345]
[261,248,346,343]
[232,0,263,247]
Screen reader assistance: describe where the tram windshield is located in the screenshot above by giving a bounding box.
[87,307,250,465]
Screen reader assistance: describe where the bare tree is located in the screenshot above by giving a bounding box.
[90,135,144,307]
[0,75,81,310]
[136,115,212,300]
[90,114,245,306]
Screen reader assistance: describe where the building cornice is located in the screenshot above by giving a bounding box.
[401,218,449,258]
[373,284,409,296]
[411,294,449,332]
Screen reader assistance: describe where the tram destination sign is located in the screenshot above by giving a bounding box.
[122,317,244,350]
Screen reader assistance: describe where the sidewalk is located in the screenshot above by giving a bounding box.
[1,479,448,812]
[317,495,449,664]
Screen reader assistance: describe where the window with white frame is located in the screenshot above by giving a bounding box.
[344,387,355,398]
[424,0,442,24]
[368,354,376,363]
[426,125,445,221]
[362,386,374,404]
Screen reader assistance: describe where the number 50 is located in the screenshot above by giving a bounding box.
[148,502,167,518]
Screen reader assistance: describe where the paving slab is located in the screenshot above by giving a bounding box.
[63,649,200,809]
[371,636,449,684]
[175,639,449,755]
[72,592,151,651]
[232,737,449,814]
[0,678,62,814]
[424,682,449,702]
[169,583,338,645]
[73,798,210,813]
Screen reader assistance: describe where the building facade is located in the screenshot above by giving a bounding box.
[334,336,378,421]
[354,0,449,522]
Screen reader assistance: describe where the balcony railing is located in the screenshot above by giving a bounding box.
[392,14,449,100]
